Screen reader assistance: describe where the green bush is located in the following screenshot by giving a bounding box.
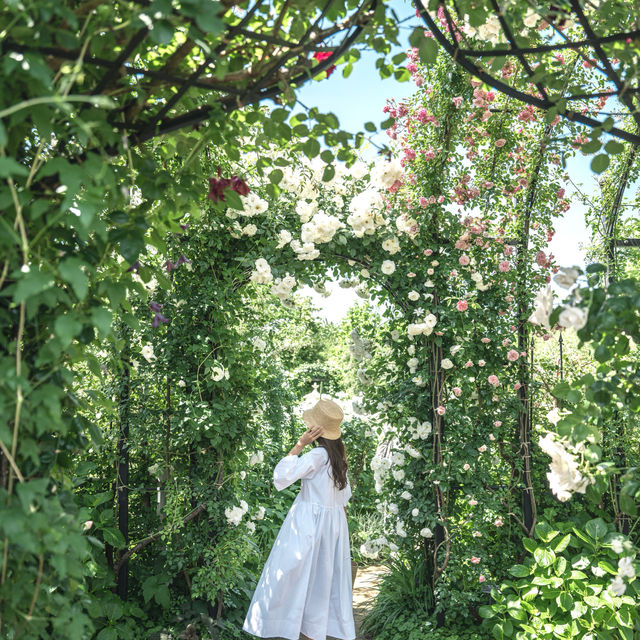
[480,517,639,639]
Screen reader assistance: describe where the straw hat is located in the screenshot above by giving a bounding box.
[302,398,344,440]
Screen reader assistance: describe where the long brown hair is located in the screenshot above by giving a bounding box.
[314,436,348,490]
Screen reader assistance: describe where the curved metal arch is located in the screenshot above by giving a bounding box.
[412,0,640,146]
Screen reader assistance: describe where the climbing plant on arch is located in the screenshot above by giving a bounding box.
[112,51,575,626]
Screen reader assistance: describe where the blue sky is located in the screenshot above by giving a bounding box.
[290,0,613,322]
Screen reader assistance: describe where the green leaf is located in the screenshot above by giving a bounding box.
[591,153,610,173]
[509,564,531,577]
[409,28,439,65]
[557,591,573,611]
[522,537,537,553]
[320,150,334,163]
[54,314,82,347]
[101,527,125,548]
[554,534,571,553]
[581,138,601,154]
[322,165,335,182]
[59,258,89,300]
[534,522,559,543]
[0,157,29,178]
[303,138,321,159]
[269,169,283,185]
[585,518,607,540]
[13,268,55,303]
[91,307,113,337]
[119,233,145,263]
[270,108,289,123]
[193,6,224,34]
[364,121,377,132]
[605,139,625,154]
[534,547,555,567]
[479,605,496,619]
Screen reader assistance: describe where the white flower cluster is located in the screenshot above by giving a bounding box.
[248,450,264,466]
[538,433,595,502]
[228,192,268,218]
[347,189,386,237]
[382,236,400,254]
[271,274,297,301]
[250,258,273,284]
[349,329,373,362]
[371,158,403,189]
[529,273,588,331]
[225,499,249,526]
[408,313,437,337]
[301,212,343,244]
[370,454,392,492]
[360,536,389,559]
[412,421,432,440]
[611,555,636,596]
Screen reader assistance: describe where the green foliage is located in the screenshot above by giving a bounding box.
[481,516,639,639]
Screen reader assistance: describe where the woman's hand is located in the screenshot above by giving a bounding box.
[297,424,324,447]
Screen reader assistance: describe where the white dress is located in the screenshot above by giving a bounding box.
[242,446,355,640]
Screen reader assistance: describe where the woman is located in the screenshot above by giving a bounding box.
[242,398,355,640]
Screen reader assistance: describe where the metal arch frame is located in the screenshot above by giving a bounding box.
[412,0,640,146]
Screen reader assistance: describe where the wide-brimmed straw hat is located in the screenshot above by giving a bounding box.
[302,398,344,440]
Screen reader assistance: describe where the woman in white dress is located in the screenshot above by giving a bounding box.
[242,398,356,640]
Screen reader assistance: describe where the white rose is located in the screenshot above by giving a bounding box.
[381,260,396,275]
[558,306,587,330]
[420,527,434,538]
[441,358,454,370]
[408,290,420,301]
[141,344,156,362]
[554,266,580,289]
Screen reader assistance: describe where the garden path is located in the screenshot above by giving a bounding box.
[352,563,388,640]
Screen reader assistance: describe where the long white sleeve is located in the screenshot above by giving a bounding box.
[273,447,325,491]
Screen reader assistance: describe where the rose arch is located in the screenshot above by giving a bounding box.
[109,51,577,624]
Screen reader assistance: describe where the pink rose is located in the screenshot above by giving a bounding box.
[495,138,506,147]
[471,556,481,564]
[493,421,502,428]
[419,196,428,207]
[424,248,433,256]
[452,387,462,396]
[456,300,468,312]
[504,245,514,256]
[502,338,511,346]
[488,375,499,386]
[481,337,491,343]
[507,349,519,362]
[459,254,470,266]
[478,445,487,453]
[478,359,486,366]
[438,195,444,203]
[468,499,478,506]
[463,463,470,471]
[514,381,522,390]
[479,575,486,583]
[436,405,446,415]
[489,433,496,441]
[498,260,510,273]
[464,360,474,368]
[494,518,503,527]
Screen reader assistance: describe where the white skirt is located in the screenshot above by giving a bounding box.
[242,495,356,640]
